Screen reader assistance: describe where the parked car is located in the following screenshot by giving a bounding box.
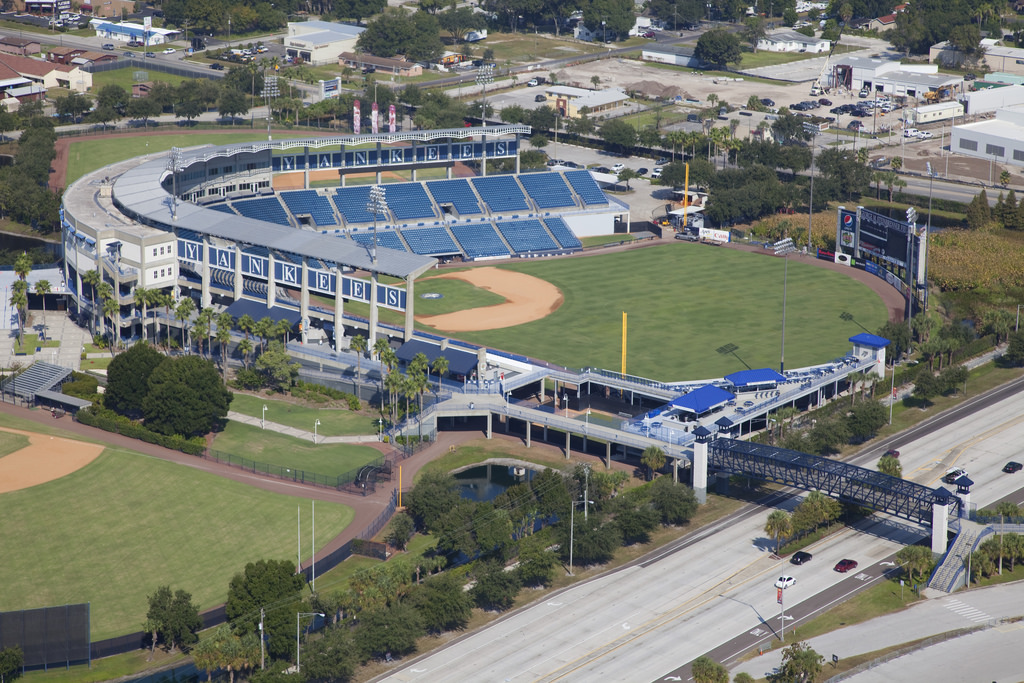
[903,128,920,138]
[534,93,547,102]
[162,47,176,54]
[917,130,933,139]
[884,449,900,458]
[102,43,115,50]
[256,45,268,53]
[818,98,832,106]
[527,78,539,86]
[611,163,625,173]
[675,231,698,241]
[834,559,858,573]
[593,166,611,174]
[965,72,977,81]
[636,167,649,176]
[641,30,656,38]
[944,467,967,483]
[760,98,775,107]
[791,551,813,565]
[651,167,663,179]
[656,157,670,165]
[563,160,581,169]
[209,62,225,70]
[687,113,701,122]
[145,52,156,58]
[775,575,796,589]
[858,89,869,98]
[1003,461,1023,473]
[847,121,863,131]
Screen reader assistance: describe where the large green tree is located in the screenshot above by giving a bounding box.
[225,559,306,661]
[649,476,697,525]
[691,655,729,683]
[404,471,462,531]
[0,646,23,683]
[142,355,232,436]
[599,118,638,155]
[300,624,356,682]
[353,602,425,663]
[772,641,824,683]
[104,341,165,417]
[356,8,443,62]
[145,586,202,654]
[255,340,299,391]
[695,29,742,68]
[410,571,474,634]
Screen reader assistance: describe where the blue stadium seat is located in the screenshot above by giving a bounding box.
[426,179,483,215]
[348,230,408,252]
[232,197,291,226]
[544,217,582,249]
[564,170,610,206]
[401,227,461,256]
[518,173,576,209]
[384,183,437,221]
[495,219,557,253]
[208,203,237,215]
[450,223,511,259]
[332,187,376,224]
[281,190,338,226]
[470,176,529,213]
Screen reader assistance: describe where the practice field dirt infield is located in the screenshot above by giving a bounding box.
[0,427,104,493]
[416,267,563,332]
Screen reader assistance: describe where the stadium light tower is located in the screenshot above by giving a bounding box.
[774,238,797,374]
[476,64,494,175]
[366,185,388,265]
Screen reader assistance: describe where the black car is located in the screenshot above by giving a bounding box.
[1004,461,1023,473]
[965,72,977,81]
[534,94,547,102]
[791,551,813,565]
[209,62,224,70]
[818,98,832,106]
[636,167,649,175]
[593,166,610,174]
[760,98,775,107]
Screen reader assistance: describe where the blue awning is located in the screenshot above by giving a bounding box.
[224,299,301,326]
[725,368,786,387]
[849,333,890,348]
[669,385,735,415]
[84,236,96,245]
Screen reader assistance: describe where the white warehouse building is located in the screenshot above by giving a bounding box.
[951,106,1024,168]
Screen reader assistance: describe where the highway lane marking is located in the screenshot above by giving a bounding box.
[911,413,1024,485]
[943,598,993,623]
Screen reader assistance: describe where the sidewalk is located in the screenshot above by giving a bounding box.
[1,310,91,372]
[226,410,381,444]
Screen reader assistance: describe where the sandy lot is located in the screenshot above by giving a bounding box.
[416,266,562,332]
[0,426,104,494]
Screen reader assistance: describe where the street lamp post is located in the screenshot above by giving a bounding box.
[567,498,595,576]
[296,612,325,673]
[773,238,797,373]
[314,419,320,444]
[476,65,494,175]
[262,404,267,429]
[807,135,816,254]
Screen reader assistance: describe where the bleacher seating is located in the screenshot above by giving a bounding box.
[383,183,437,221]
[544,217,582,249]
[233,197,291,226]
[565,170,609,206]
[426,179,483,215]
[518,173,576,209]
[450,223,511,259]
[332,187,376,224]
[281,190,337,226]
[471,176,529,213]
[401,227,461,256]
[208,203,237,215]
[348,230,407,252]
[495,219,557,253]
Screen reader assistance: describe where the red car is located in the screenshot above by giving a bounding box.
[834,559,858,573]
[641,31,656,38]
[884,449,900,458]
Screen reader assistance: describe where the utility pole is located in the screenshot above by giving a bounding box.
[259,607,265,669]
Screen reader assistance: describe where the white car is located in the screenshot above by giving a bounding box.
[903,128,919,138]
[775,575,796,589]
[162,47,176,54]
[651,168,663,179]
[611,163,625,174]
[917,130,933,139]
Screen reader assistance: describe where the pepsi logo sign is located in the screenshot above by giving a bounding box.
[842,214,854,227]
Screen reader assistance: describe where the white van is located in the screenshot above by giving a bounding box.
[903,128,919,138]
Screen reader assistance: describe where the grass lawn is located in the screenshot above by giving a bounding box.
[0,432,30,458]
[80,356,112,370]
[737,49,812,69]
[90,68,195,93]
[0,427,353,640]
[484,32,608,62]
[211,421,381,478]
[13,334,59,354]
[230,392,380,436]
[401,245,886,379]
[581,234,641,248]
[65,131,315,186]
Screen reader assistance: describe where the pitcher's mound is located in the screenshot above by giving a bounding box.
[0,427,104,494]
[417,267,563,332]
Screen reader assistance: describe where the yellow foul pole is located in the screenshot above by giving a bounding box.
[621,312,627,377]
[683,163,689,217]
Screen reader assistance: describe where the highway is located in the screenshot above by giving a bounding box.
[374,372,1024,683]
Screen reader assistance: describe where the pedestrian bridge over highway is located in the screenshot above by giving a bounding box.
[695,434,961,553]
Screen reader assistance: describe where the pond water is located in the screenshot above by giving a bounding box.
[455,463,537,503]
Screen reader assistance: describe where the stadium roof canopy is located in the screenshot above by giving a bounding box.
[724,368,786,387]
[669,384,736,415]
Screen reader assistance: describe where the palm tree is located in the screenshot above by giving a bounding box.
[640,446,666,481]
[847,371,864,405]
[431,355,449,392]
[13,252,32,282]
[238,313,255,342]
[194,307,215,358]
[175,297,195,352]
[764,509,792,555]
[102,297,120,351]
[384,369,403,422]
[9,284,27,347]
[81,269,101,334]
[350,333,367,380]
[156,291,174,348]
[133,285,150,341]
[237,338,254,369]
[274,318,292,345]
[34,279,51,339]
[96,281,113,338]
[216,312,234,375]
[254,316,274,353]
[409,352,430,413]
[373,337,390,384]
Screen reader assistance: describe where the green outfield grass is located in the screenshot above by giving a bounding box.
[406,245,887,380]
[0,423,353,640]
[65,132,314,186]
[212,421,382,477]
[230,393,379,436]
[0,432,29,458]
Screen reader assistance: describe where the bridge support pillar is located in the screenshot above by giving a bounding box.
[526,421,531,447]
[565,430,570,459]
[673,457,679,484]
[486,413,492,439]
[932,502,949,554]
[605,442,611,469]
[543,425,548,442]
[693,434,709,504]
[504,413,509,433]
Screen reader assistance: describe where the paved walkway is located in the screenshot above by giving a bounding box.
[730,580,1024,681]
[1,309,92,371]
[226,410,381,444]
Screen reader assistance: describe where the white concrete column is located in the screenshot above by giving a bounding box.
[693,436,709,504]
[233,245,243,301]
[404,275,414,341]
[369,270,379,344]
[333,268,344,348]
[300,259,309,344]
[201,240,212,308]
[932,502,949,554]
[267,252,276,307]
